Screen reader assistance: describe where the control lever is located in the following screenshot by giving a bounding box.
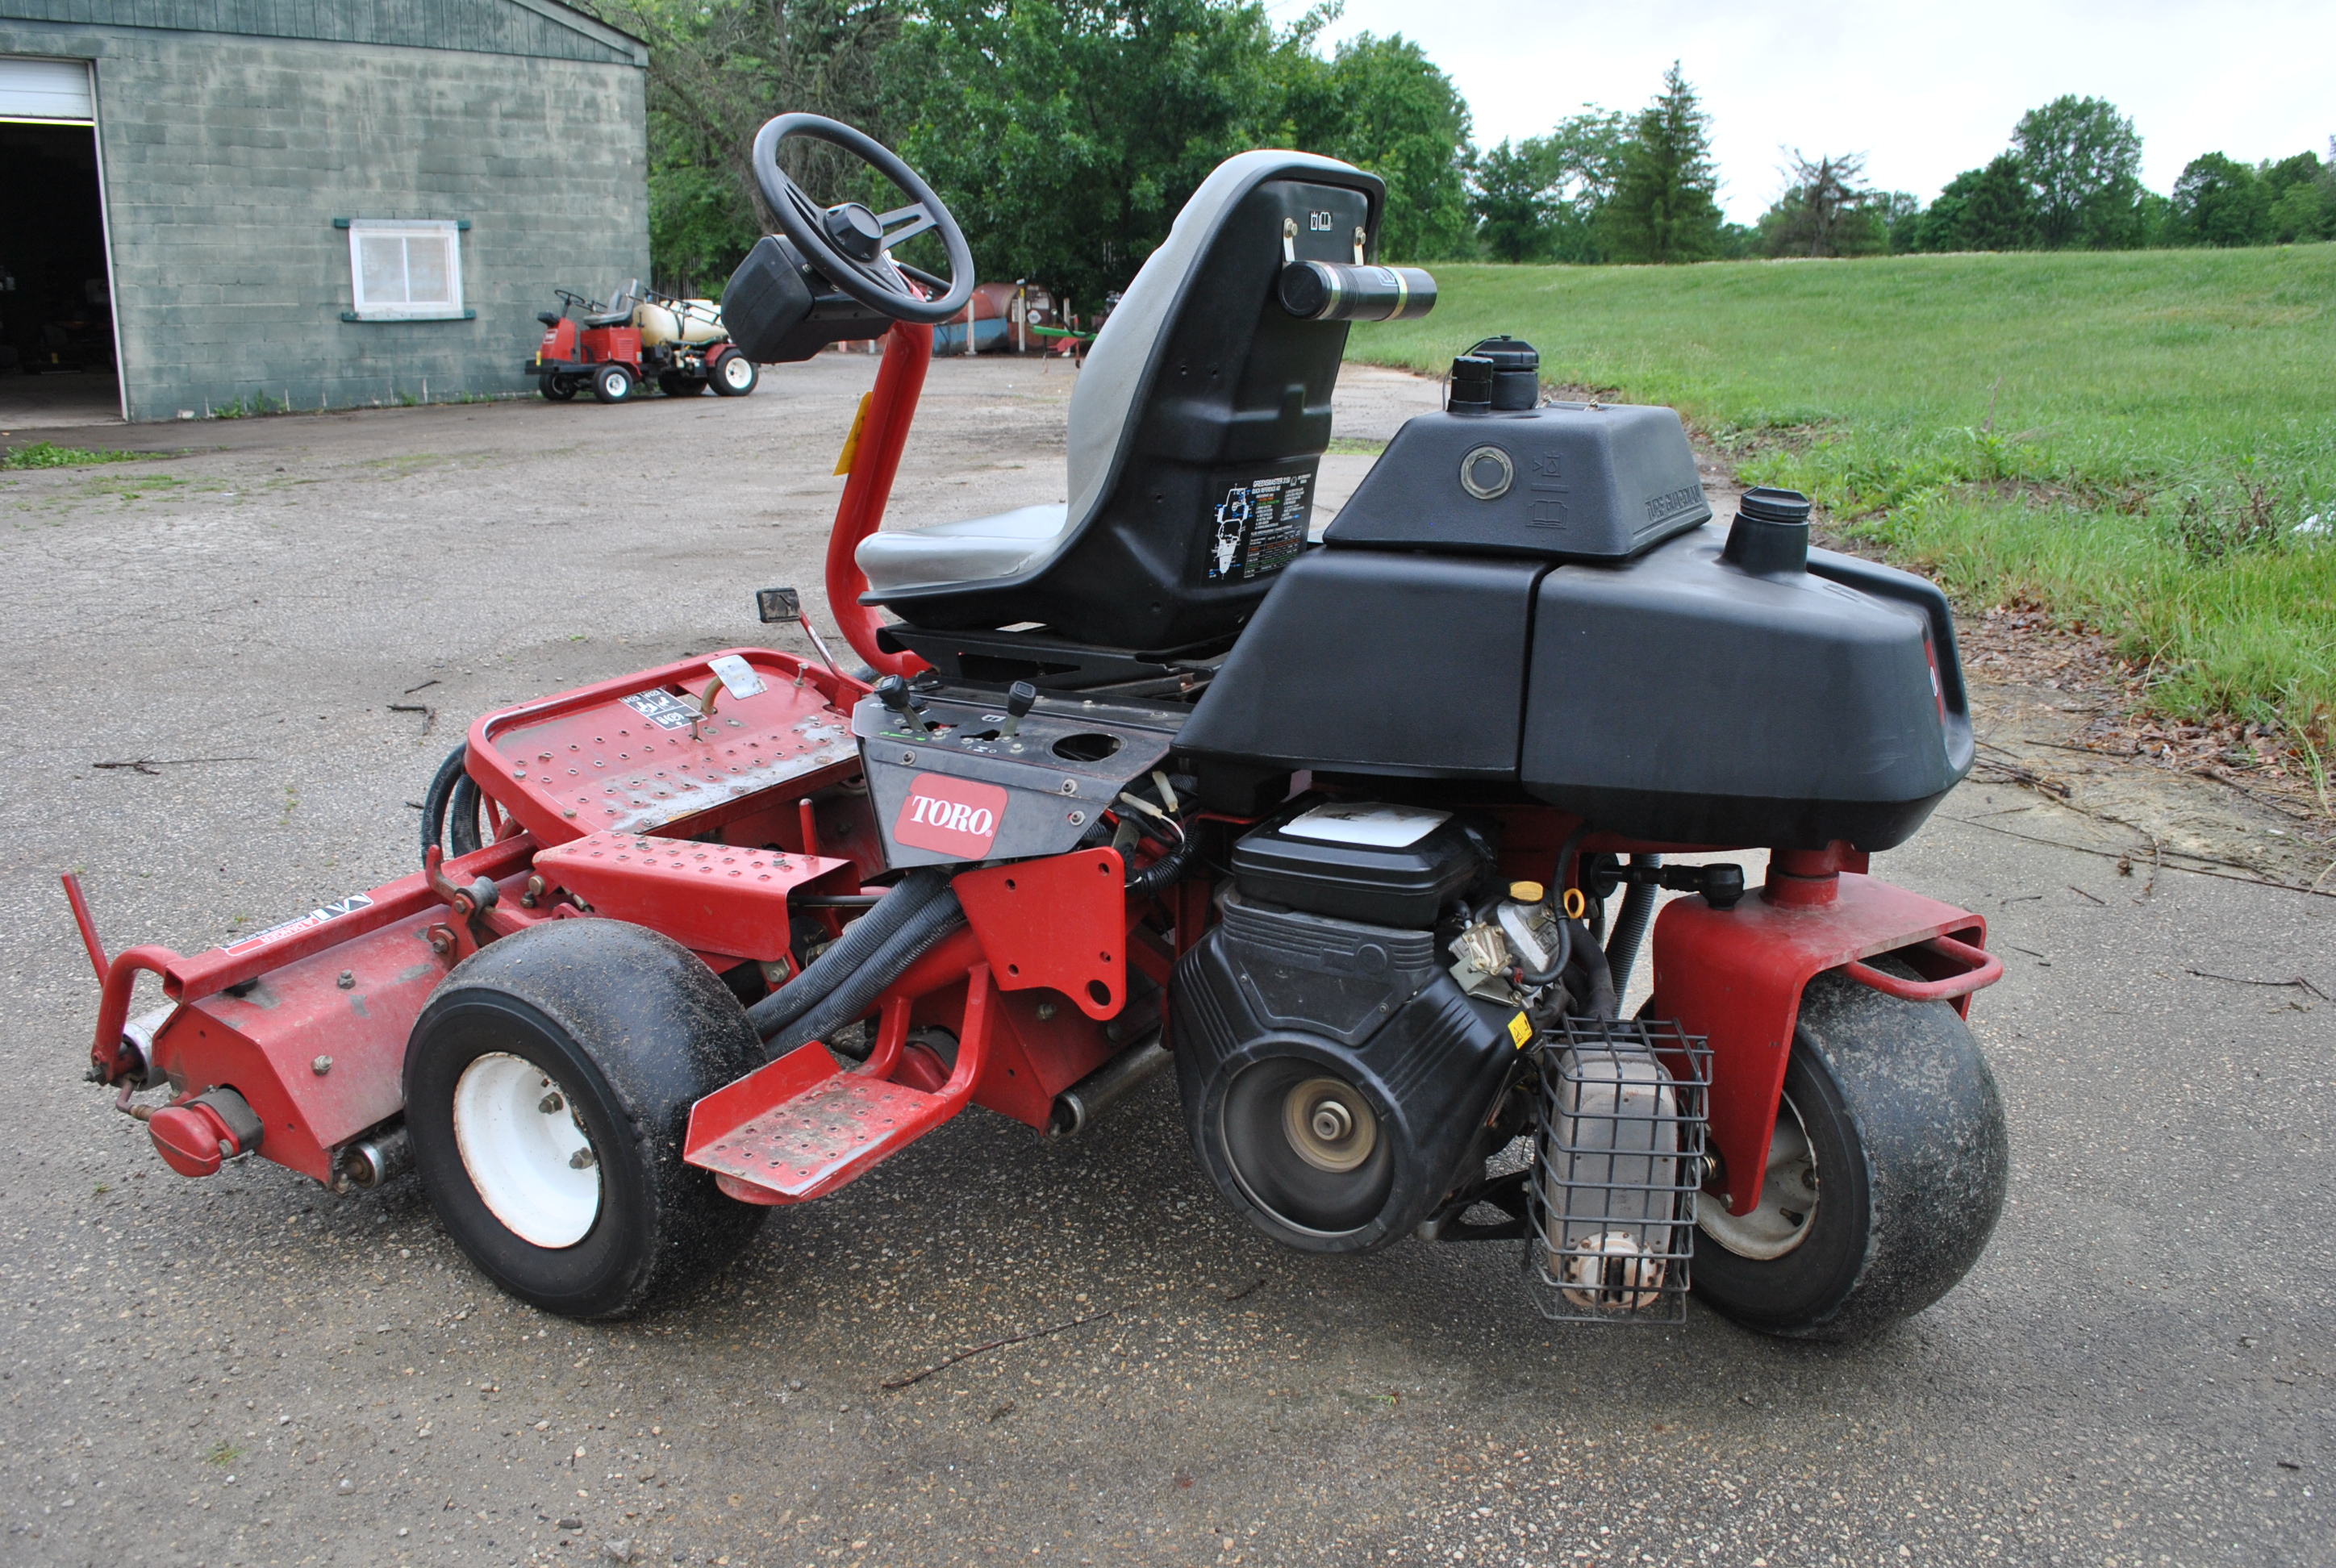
[873,674,930,734]
[998,681,1038,739]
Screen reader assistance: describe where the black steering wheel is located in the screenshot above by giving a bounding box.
[751,114,976,327]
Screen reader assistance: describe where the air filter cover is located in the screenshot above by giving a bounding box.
[1232,803,1483,928]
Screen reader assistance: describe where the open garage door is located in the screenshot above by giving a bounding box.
[0,56,123,426]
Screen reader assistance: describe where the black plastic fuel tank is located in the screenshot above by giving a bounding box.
[1519,522,1973,849]
[1178,507,1971,850]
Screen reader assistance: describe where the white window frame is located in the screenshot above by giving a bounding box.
[346,219,465,321]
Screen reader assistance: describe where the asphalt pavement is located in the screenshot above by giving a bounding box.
[2,354,2329,1568]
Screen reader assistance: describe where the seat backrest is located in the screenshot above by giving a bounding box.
[582,279,641,329]
[875,150,1385,650]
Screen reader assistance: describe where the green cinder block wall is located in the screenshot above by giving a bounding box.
[0,2,650,421]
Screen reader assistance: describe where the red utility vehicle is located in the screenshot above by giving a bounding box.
[531,280,760,404]
[69,117,2008,1340]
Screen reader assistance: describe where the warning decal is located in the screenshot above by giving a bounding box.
[221,892,375,957]
[621,688,699,731]
[1204,470,1312,582]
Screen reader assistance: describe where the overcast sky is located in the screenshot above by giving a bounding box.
[1299,0,2336,223]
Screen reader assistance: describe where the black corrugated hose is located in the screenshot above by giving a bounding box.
[745,866,954,1043]
[1603,853,1662,999]
[1124,825,1200,899]
[756,822,1194,1061]
[760,886,967,1059]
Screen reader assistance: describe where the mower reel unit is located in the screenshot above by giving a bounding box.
[71,119,2009,1339]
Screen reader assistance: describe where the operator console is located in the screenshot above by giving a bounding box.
[852,680,1184,869]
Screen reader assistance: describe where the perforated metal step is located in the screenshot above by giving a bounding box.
[691,1073,936,1199]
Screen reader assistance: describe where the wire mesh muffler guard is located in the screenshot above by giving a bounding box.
[1523,1019,1711,1324]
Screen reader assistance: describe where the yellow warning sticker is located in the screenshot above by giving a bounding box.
[834,390,873,476]
[1508,1011,1533,1049]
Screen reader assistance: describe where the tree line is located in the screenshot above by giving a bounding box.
[583,0,1470,303]
[1479,88,2334,262]
[583,0,2335,298]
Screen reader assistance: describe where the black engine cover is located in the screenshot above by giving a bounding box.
[1173,893,1523,1253]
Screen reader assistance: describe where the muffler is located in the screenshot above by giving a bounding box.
[1522,1018,1710,1324]
[1049,1031,1170,1136]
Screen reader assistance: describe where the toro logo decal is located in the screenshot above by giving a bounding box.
[894,774,1009,859]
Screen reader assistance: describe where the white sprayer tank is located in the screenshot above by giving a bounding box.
[635,297,726,348]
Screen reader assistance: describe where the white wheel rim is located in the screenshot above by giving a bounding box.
[451,1053,602,1249]
[1699,1092,1818,1261]
[720,355,752,390]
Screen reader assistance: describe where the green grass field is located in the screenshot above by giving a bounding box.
[1348,245,2336,746]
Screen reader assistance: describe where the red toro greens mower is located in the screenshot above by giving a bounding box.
[531,279,760,404]
[68,116,2007,1340]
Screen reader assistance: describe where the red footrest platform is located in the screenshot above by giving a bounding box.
[467,648,862,846]
[684,965,996,1204]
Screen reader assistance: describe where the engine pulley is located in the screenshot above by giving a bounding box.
[1172,891,1525,1252]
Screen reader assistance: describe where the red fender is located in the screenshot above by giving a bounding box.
[1650,845,1999,1216]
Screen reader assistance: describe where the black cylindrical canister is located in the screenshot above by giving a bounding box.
[1278,261,1438,323]
[1466,336,1541,411]
[1722,487,1812,575]
[1447,354,1494,412]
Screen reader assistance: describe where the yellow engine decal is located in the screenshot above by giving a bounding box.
[1508,1011,1533,1049]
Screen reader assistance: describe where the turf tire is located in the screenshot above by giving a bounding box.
[404,919,766,1319]
[709,350,758,397]
[590,364,635,404]
[1692,968,2008,1340]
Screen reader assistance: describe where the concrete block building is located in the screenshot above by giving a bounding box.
[0,1,649,422]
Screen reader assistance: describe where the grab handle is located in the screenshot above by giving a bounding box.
[1840,935,2002,1003]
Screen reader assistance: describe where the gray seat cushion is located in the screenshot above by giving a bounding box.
[857,503,1071,594]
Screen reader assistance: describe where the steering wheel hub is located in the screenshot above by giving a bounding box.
[824,202,885,263]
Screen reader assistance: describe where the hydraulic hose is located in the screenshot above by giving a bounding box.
[761,887,967,1059]
[745,866,952,1041]
[448,777,484,857]
[421,744,488,859]
[1603,853,1662,999]
[419,744,468,865]
[1563,919,1618,1020]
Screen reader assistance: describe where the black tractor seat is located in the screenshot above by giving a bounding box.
[578,281,641,330]
[857,151,1386,652]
